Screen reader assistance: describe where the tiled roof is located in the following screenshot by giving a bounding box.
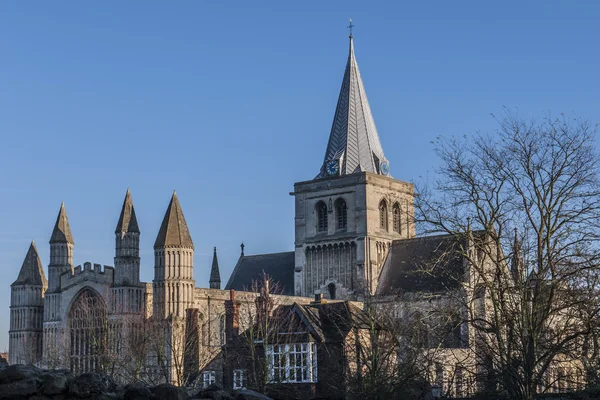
[225,251,295,295]
[154,192,194,249]
[376,233,481,295]
[317,36,388,178]
[50,202,74,244]
[12,241,47,287]
[115,188,140,234]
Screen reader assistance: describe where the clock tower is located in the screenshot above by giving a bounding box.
[292,34,415,300]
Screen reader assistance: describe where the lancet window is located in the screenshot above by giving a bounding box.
[316,201,328,232]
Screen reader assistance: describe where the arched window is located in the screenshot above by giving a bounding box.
[68,289,107,375]
[327,283,336,300]
[335,198,347,229]
[379,200,388,231]
[219,314,226,345]
[316,201,328,232]
[392,202,401,234]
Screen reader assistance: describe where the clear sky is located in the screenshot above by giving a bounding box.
[1,1,599,350]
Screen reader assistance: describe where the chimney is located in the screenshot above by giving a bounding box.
[312,293,324,304]
[225,290,240,344]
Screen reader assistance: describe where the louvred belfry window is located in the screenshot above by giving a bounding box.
[379,200,388,231]
[335,198,347,229]
[316,201,328,232]
[393,203,401,233]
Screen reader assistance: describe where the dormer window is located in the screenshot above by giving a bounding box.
[316,201,328,233]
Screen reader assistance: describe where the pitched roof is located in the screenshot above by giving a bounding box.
[292,301,372,342]
[376,233,477,295]
[317,36,388,178]
[154,192,194,249]
[225,251,295,295]
[209,247,221,288]
[115,188,140,234]
[12,241,47,287]
[50,202,74,244]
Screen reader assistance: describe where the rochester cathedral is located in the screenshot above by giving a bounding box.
[9,34,493,395]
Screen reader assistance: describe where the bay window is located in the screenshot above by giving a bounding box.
[266,342,317,383]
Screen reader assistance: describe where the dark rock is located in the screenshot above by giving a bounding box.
[196,387,234,400]
[0,364,43,384]
[124,382,154,400]
[0,377,41,399]
[151,383,188,400]
[39,369,73,395]
[68,372,117,397]
[234,390,273,400]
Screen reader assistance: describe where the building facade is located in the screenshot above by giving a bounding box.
[7,32,582,397]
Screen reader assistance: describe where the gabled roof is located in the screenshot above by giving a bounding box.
[209,247,221,288]
[50,202,74,244]
[290,301,372,343]
[115,188,140,234]
[12,241,47,287]
[154,192,194,249]
[317,36,388,178]
[225,251,295,295]
[376,233,483,295]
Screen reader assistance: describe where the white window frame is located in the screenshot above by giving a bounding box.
[203,370,216,387]
[233,369,246,389]
[266,342,317,383]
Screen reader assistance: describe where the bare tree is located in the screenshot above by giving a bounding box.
[416,110,600,399]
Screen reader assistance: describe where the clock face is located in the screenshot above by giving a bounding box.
[326,160,339,176]
[380,161,390,176]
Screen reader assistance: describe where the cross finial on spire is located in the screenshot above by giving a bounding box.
[347,18,355,38]
[241,242,245,256]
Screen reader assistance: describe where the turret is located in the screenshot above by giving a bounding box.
[209,247,221,289]
[153,191,195,319]
[114,188,141,286]
[48,202,74,292]
[111,189,144,315]
[9,242,47,364]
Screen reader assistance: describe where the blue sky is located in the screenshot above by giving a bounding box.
[1,1,599,350]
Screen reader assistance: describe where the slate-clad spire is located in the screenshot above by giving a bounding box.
[12,241,47,286]
[50,202,74,244]
[115,188,140,234]
[209,247,221,289]
[318,35,388,178]
[154,191,194,249]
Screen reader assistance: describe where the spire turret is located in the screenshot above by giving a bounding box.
[154,191,194,249]
[50,202,74,244]
[116,188,139,234]
[12,241,47,287]
[511,228,524,283]
[210,247,221,289]
[318,33,388,178]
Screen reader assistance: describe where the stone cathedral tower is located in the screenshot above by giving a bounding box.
[153,192,195,320]
[9,242,47,365]
[293,34,415,300]
[112,189,144,315]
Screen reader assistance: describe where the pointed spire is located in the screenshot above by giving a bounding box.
[12,241,47,286]
[210,246,221,289]
[154,192,194,249]
[115,188,140,234]
[50,202,74,244]
[318,33,388,178]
